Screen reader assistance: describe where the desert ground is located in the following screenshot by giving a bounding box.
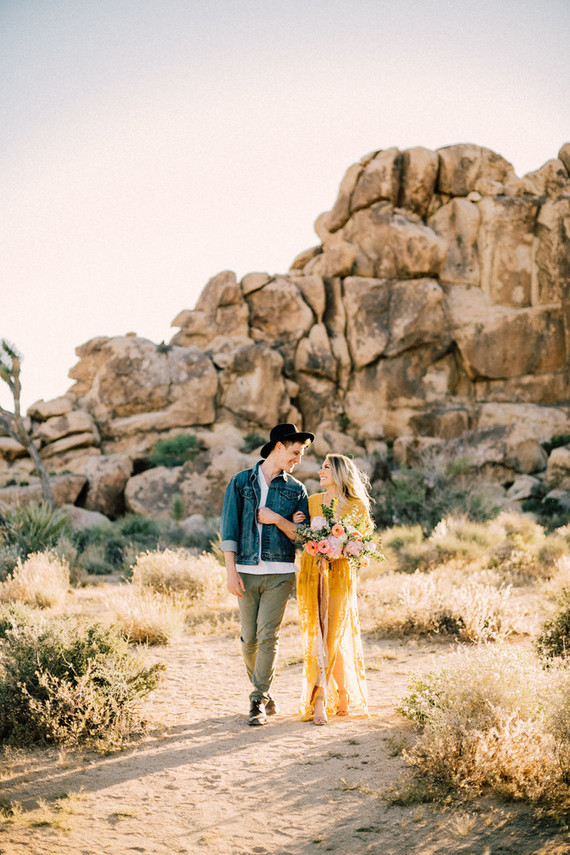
[1,580,570,855]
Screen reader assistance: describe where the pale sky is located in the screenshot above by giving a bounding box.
[1,0,569,412]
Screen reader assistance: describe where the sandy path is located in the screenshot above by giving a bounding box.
[1,599,568,855]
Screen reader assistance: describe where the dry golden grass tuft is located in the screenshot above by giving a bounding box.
[131,549,226,602]
[111,587,187,645]
[381,513,568,582]
[111,549,234,643]
[366,566,526,642]
[0,551,69,608]
[397,645,570,811]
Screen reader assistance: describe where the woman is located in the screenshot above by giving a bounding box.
[295,454,373,725]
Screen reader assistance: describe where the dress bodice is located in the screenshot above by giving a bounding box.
[308,493,371,533]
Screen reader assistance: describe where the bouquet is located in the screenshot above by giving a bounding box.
[296,499,379,570]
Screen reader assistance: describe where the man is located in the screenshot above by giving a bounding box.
[221,423,314,726]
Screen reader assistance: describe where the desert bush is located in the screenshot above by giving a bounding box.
[369,567,524,642]
[372,454,500,533]
[382,513,563,583]
[111,587,187,645]
[536,588,570,662]
[0,544,20,581]
[242,432,266,453]
[131,549,225,602]
[397,646,570,809]
[148,434,204,469]
[0,551,69,608]
[70,514,214,576]
[0,613,165,746]
[0,503,71,559]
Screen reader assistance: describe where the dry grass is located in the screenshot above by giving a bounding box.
[111,586,187,645]
[0,551,69,608]
[131,549,226,602]
[382,513,568,582]
[397,645,570,811]
[111,550,232,643]
[366,566,526,642]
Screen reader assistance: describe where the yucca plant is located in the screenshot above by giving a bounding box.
[1,502,71,559]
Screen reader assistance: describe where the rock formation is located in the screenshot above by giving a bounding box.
[1,143,569,520]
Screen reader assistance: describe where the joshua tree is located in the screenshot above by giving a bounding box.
[0,339,54,508]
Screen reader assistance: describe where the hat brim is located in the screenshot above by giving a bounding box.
[260,431,315,459]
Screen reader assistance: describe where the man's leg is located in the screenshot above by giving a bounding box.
[251,573,295,704]
[237,574,262,692]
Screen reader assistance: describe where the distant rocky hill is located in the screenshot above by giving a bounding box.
[1,142,569,521]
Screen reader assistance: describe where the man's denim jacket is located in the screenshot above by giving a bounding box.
[220,461,309,565]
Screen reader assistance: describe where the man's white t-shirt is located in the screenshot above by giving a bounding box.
[236,467,298,576]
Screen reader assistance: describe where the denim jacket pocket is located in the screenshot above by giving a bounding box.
[276,486,301,518]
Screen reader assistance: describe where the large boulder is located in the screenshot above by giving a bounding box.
[70,335,218,427]
[33,410,99,446]
[214,338,291,428]
[80,453,134,517]
[343,203,447,279]
[0,474,86,509]
[477,197,539,307]
[124,447,256,518]
[171,271,250,349]
[545,446,570,491]
[399,147,439,218]
[436,144,520,196]
[534,198,570,306]
[455,306,565,379]
[428,198,480,286]
[246,276,314,348]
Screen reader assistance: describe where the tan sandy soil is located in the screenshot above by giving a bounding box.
[1,586,569,855]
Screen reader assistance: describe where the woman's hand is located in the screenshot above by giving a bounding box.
[293,510,306,523]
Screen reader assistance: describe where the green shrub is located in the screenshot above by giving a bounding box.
[0,544,20,582]
[373,457,499,534]
[148,434,204,469]
[536,588,570,662]
[0,613,165,746]
[0,503,71,559]
[522,496,569,532]
[242,432,266,453]
[542,434,570,456]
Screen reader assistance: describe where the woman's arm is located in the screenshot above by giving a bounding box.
[256,507,301,540]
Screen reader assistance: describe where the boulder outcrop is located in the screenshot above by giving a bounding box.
[1,142,569,519]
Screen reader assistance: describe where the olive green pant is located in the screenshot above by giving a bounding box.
[238,572,295,704]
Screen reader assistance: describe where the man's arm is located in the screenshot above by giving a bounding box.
[220,475,245,597]
[224,550,245,597]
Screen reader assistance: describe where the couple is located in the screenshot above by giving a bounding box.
[220,423,372,726]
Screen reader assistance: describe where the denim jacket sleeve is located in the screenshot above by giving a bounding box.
[220,473,241,553]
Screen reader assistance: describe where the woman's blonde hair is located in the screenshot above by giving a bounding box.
[326,453,372,514]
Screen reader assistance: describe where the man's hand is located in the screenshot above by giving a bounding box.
[225,555,245,598]
[257,507,280,525]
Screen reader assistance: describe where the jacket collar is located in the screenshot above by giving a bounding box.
[250,460,287,482]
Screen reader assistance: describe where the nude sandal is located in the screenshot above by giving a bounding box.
[336,689,349,716]
[313,695,328,726]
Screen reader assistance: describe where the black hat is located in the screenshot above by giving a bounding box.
[260,423,315,459]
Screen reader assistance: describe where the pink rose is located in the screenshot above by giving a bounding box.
[327,536,343,560]
[311,516,327,530]
[345,539,363,556]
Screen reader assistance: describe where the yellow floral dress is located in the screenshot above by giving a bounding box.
[296,493,370,719]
